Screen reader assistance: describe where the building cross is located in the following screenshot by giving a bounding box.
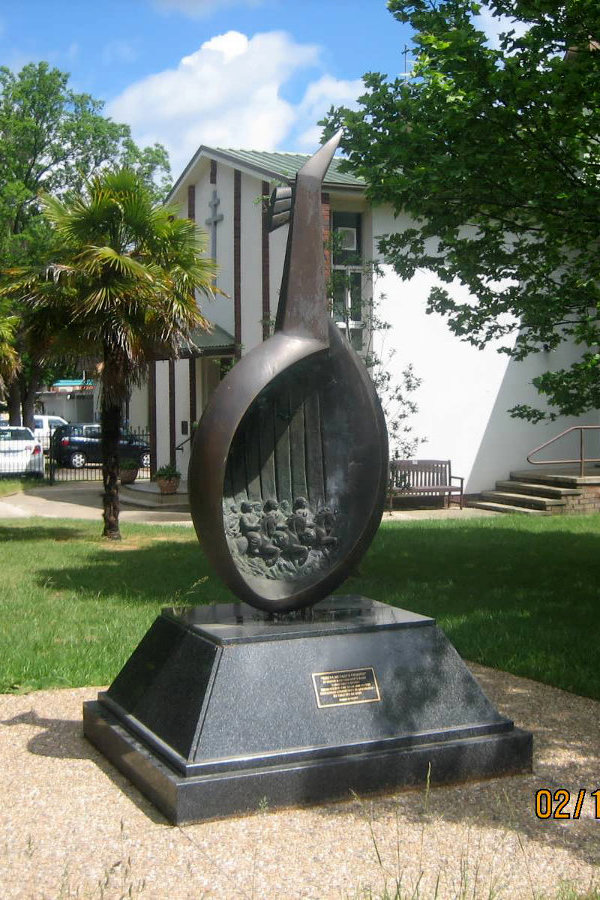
[205,190,224,261]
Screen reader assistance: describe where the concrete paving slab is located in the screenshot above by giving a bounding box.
[0,483,192,526]
[1,664,598,899]
[0,483,499,526]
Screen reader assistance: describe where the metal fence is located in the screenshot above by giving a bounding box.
[0,423,151,483]
[48,426,152,483]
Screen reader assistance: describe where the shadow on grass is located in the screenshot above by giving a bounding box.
[0,524,90,542]
[346,518,600,699]
[31,516,600,696]
[36,536,229,605]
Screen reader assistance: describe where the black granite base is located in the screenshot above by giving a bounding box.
[83,597,533,824]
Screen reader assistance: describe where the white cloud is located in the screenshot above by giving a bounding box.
[294,75,363,150]
[108,30,358,175]
[152,0,264,17]
[475,5,529,50]
[102,40,140,66]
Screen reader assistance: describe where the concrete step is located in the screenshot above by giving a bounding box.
[480,490,566,511]
[495,480,581,499]
[466,500,546,515]
[120,482,190,512]
[510,469,600,488]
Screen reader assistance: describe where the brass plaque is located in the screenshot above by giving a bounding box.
[312,667,381,709]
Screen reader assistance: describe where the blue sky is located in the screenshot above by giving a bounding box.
[0,0,416,178]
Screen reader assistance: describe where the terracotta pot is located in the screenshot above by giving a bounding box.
[156,476,180,495]
[120,468,138,485]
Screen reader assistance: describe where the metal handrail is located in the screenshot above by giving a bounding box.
[175,434,193,453]
[527,425,600,477]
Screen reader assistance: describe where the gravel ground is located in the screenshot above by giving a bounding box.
[1,663,599,900]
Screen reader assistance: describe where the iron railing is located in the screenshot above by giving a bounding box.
[527,425,600,477]
[48,426,151,483]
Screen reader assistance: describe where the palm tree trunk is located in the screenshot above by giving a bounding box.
[101,400,121,540]
[8,378,22,425]
[21,366,41,430]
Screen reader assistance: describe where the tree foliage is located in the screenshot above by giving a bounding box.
[322,0,600,420]
[1,168,215,538]
[0,61,172,422]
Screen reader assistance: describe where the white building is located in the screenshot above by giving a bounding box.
[132,146,595,494]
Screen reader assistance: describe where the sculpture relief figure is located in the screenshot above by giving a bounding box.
[223,495,340,575]
[287,497,317,547]
[239,500,280,566]
[238,501,262,555]
[262,499,286,538]
[314,506,337,549]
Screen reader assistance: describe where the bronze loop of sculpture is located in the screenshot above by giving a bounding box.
[188,131,389,613]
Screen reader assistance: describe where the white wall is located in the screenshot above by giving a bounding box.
[173,359,191,474]
[128,381,148,431]
[155,361,170,467]
[371,208,597,492]
[205,166,235,336]
[240,172,264,353]
[269,223,287,326]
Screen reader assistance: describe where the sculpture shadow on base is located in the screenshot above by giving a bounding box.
[83,132,532,824]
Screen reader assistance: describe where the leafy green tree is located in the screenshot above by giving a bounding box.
[1,168,215,539]
[322,0,600,421]
[0,62,172,425]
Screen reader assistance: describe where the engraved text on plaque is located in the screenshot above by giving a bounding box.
[312,667,381,708]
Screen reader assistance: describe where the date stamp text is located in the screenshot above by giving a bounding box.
[535,789,600,820]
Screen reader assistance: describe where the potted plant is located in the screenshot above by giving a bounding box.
[154,463,181,495]
[119,457,139,485]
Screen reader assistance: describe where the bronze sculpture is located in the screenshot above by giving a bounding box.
[84,131,532,826]
[188,131,389,613]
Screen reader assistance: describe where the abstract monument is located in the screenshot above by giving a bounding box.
[84,132,532,824]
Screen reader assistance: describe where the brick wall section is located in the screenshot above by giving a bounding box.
[561,486,600,515]
[538,485,600,515]
[321,192,331,280]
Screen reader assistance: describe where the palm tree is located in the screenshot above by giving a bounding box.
[0,301,19,400]
[1,168,215,538]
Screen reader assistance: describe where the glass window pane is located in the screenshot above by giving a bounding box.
[331,271,347,321]
[349,271,362,321]
[350,329,363,352]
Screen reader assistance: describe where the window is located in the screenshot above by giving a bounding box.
[331,212,365,351]
[336,226,357,252]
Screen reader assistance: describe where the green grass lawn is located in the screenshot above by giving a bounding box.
[0,477,32,497]
[1,514,599,697]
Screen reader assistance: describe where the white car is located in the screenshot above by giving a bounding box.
[0,426,44,477]
[33,415,68,445]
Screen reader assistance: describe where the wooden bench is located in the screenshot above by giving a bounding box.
[388,459,464,510]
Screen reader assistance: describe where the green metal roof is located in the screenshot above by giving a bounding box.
[169,145,365,199]
[211,148,365,188]
[189,322,235,355]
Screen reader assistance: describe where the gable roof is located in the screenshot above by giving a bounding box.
[169,145,364,201]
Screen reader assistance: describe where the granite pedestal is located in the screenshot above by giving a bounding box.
[83,596,532,824]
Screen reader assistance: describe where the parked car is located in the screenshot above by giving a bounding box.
[33,415,68,446]
[0,426,44,477]
[50,423,151,469]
